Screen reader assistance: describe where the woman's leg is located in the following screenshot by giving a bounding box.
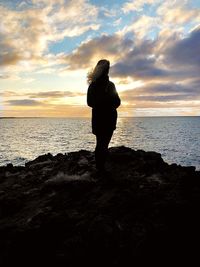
[95,131,113,170]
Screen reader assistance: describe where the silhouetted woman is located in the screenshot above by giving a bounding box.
[87,59,121,171]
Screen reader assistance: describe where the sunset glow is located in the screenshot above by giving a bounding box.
[0,0,200,117]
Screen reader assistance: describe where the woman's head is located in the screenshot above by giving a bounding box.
[87,59,110,84]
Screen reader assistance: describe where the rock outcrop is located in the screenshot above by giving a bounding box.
[0,146,200,266]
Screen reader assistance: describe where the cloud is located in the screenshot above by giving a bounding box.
[3,91,21,97]
[111,23,200,84]
[119,15,159,39]
[62,34,133,70]
[117,14,160,46]
[163,26,200,68]
[6,99,42,106]
[157,1,200,25]
[58,20,200,91]
[110,38,170,80]
[111,55,169,80]
[0,0,100,67]
[0,38,21,66]
[121,81,200,107]
[123,94,197,102]
[0,74,11,79]
[122,0,159,13]
[27,90,85,98]
[98,6,119,18]
[2,90,85,99]
[113,18,122,26]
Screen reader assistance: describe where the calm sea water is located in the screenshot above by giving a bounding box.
[0,117,200,170]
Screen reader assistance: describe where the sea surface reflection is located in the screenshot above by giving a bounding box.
[0,117,199,170]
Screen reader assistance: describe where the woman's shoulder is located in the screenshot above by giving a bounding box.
[109,80,115,85]
[88,81,96,89]
[108,81,116,91]
[108,81,115,88]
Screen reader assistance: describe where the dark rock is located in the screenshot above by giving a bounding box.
[25,153,54,168]
[6,163,13,169]
[0,146,200,266]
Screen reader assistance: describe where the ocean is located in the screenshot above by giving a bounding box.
[0,117,200,170]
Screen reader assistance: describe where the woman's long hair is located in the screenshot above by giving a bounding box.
[87,59,110,84]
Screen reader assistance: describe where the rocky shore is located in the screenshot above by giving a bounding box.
[0,146,200,266]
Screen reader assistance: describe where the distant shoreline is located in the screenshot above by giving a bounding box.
[0,116,199,119]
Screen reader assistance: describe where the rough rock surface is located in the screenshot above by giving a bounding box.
[0,146,200,266]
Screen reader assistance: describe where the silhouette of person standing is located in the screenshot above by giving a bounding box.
[87,59,121,171]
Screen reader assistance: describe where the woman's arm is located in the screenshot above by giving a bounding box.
[87,84,95,108]
[109,82,121,109]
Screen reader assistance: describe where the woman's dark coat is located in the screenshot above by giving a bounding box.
[87,76,121,135]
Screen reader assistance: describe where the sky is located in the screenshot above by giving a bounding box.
[0,0,200,117]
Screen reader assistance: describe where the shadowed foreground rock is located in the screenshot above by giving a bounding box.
[0,146,200,266]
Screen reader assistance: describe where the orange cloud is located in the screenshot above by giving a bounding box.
[2,105,90,117]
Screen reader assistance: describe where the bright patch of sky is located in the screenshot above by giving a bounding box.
[190,0,200,8]
[49,35,90,55]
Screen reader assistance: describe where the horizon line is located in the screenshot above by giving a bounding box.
[0,115,200,119]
